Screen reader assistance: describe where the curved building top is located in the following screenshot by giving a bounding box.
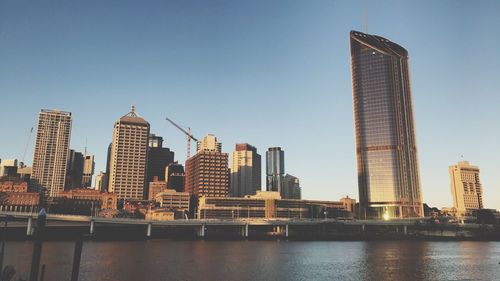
[350,30,408,58]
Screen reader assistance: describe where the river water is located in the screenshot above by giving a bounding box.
[5,240,500,281]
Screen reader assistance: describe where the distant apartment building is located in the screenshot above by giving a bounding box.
[0,159,18,177]
[65,149,84,189]
[449,161,483,216]
[166,162,185,192]
[230,143,261,197]
[266,147,284,193]
[108,106,150,201]
[282,174,301,199]
[146,134,174,185]
[185,134,229,197]
[82,154,95,187]
[32,109,72,198]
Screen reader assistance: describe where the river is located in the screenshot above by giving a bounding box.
[4,240,500,280]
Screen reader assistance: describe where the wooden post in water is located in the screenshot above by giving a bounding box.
[28,208,47,281]
[71,236,84,281]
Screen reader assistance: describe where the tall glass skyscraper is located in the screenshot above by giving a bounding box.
[266,147,284,194]
[350,30,423,219]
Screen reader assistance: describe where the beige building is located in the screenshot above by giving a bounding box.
[449,161,483,216]
[196,134,222,152]
[32,109,72,198]
[108,106,150,201]
[185,134,229,198]
[146,209,175,221]
[230,143,261,197]
[148,180,167,201]
[155,189,190,211]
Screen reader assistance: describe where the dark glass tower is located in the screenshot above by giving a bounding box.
[266,147,284,194]
[350,30,423,219]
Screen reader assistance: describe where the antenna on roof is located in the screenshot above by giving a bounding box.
[363,10,368,33]
[84,137,88,156]
[131,105,136,113]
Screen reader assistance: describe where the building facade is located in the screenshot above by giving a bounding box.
[108,106,150,201]
[0,159,18,177]
[350,30,423,219]
[230,143,261,197]
[449,161,483,216]
[266,147,284,193]
[32,109,72,198]
[148,179,167,201]
[185,134,229,197]
[154,189,190,211]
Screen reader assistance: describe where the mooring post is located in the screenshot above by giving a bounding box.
[70,236,84,281]
[146,223,152,238]
[361,224,366,234]
[245,224,249,238]
[200,224,205,237]
[285,224,289,238]
[26,216,33,237]
[89,220,95,236]
[403,225,408,235]
[28,208,47,281]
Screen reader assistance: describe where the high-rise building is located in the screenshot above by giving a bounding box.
[146,134,174,183]
[65,149,84,189]
[185,134,229,197]
[230,143,261,197]
[449,161,483,216]
[166,162,185,192]
[82,154,95,187]
[108,106,150,201]
[282,174,301,199]
[350,30,423,219]
[266,147,284,193]
[32,109,72,198]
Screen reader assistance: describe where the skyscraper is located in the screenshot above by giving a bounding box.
[230,143,261,197]
[146,134,174,183]
[32,109,72,198]
[350,30,423,219]
[108,106,150,201]
[185,134,229,197]
[65,149,84,189]
[449,161,483,216]
[82,154,95,187]
[266,147,284,194]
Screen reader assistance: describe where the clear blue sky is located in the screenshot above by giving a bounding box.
[1,0,499,209]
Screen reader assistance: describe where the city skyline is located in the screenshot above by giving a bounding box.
[1,1,500,210]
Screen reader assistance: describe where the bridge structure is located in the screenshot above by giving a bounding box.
[0,211,493,240]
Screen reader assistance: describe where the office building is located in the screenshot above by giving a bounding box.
[32,109,72,198]
[282,174,301,199]
[230,143,261,197]
[154,189,190,211]
[82,154,95,187]
[166,162,185,192]
[350,30,423,219]
[148,179,167,201]
[185,134,229,197]
[266,147,284,193]
[108,106,150,201]
[65,149,84,189]
[146,134,174,183]
[449,161,483,216]
[95,171,107,192]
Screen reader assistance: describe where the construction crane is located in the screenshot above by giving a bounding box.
[165,117,198,159]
